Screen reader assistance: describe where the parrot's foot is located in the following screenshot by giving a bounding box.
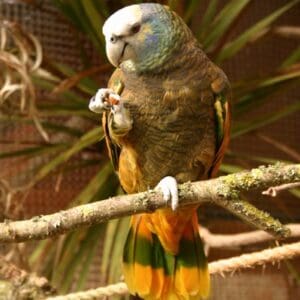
[89,88,120,113]
[155,176,179,211]
[110,101,133,135]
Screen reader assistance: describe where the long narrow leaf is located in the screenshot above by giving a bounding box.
[232,101,300,138]
[197,0,219,39]
[281,46,300,68]
[203,0,251,49]
[216,0,300,62]
[184,0,202,23]
[33,127,103,183]
[61,225,104,293]
[81,0,105,45]
[0,144,66,160]
[71,163,114,206]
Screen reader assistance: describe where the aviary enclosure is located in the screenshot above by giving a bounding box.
[0,1,299,299]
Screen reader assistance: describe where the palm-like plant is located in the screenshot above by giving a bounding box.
[1,0,299,294]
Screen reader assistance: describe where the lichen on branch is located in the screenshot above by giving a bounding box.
[0,163,299,243]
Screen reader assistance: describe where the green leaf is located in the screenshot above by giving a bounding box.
[232,101,300,138]
[0,144,66,160]
[52,0,104,53]
[168,0,180,12]
[289,188,300,198]
[33,127,103,183]
[220,163,244,173]
[61,225,104,293]
[71,163,114,206]
[216,0,300,62]
[41,122,83,137]
[76,228,101,291]
[32,76,87,106]
[49,62,99,95]
[101,219,120,278]
[29,239,53,268]
[203,0,251,49]
[184,0,202,23]
[234,70,300,114]
[108,217,130,283]
[81,0,105,45]
[197,0,218,39]
[51,229,86,287]
[281,46,300,68]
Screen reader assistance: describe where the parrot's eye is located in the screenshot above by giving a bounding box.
[130,23,141,35]
[110,35,118,43]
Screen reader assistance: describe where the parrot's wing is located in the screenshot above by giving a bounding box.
[102,112,121,171]
[209,78,231,178]
[102,69,125,171]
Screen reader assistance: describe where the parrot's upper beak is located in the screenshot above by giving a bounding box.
[105,38,128,67]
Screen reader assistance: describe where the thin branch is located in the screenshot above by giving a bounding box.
[46,241,300,300]
[256,133,300,162]
[200,223,300,249]
[262,182,300,197]
[0,164,299,243]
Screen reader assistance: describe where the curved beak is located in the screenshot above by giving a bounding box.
[106,40,127,67]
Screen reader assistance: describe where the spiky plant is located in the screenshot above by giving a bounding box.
[0,0,299,294]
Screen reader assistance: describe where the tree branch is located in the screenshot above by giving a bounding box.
[262,182,300,197]
[0,164,299,243]
[200,223,300,249]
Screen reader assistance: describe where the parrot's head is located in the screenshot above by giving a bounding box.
[103,3,190,73]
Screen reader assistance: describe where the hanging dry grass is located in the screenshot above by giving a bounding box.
[0,20,48,141]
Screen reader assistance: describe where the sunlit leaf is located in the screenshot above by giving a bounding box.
[71,163,114,206]
[281,46,300,68]
[203,0,251,49]
[184,0,202,23]
[197,0,218,39]
[216,0,299,62]
[232,101,300,138]
[0,144,66,160]
[33,127,103,183]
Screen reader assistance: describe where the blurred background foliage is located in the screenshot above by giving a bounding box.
[0,0,300,295]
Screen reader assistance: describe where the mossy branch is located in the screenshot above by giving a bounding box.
[0,163,299,243]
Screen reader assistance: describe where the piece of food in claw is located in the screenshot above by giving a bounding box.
[108,94,120,105]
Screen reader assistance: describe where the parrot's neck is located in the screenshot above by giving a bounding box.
[122,10,198,74]
[122,38,208,83]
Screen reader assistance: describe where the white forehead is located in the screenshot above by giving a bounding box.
[102,5,143,37]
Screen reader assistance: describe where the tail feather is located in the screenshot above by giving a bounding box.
[123,212,210,300]
[123,215,153,296]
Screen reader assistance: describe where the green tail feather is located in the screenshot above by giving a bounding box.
[123,215,210,300]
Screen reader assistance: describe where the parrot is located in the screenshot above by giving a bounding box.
[89,3,230,300]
